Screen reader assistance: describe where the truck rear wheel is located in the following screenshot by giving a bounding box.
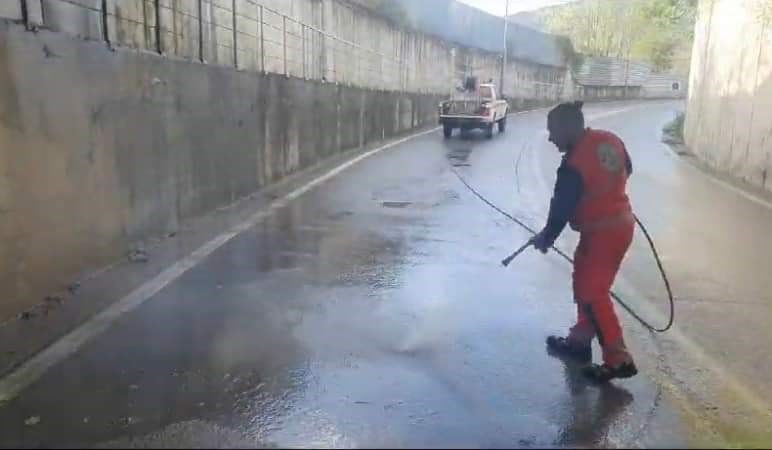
[443,124,453,139]
[485,123,494,139]
[498,117,507,133]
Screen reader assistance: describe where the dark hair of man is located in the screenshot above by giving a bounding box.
[548,101,585,129]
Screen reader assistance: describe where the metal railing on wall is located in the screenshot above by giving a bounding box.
[6,0,563,98]
[6,0,415,92]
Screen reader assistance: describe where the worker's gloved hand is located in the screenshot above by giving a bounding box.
[530,231,551,254]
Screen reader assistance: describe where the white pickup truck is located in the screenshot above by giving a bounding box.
[438,83,509,139]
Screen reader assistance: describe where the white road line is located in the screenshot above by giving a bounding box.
[0,125,442,404]
[0,105,594,404]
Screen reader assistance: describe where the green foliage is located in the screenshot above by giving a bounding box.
[663,111,685,144]
[555,35,584,72]
[753,0,772,24]
[542,0,696,72]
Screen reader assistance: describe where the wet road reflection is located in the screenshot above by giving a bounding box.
[0,102,701,448]
[551,352,635,447]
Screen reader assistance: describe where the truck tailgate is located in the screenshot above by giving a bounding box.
[446,100,482,115]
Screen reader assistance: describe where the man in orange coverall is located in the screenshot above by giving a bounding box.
[530,101,638,383]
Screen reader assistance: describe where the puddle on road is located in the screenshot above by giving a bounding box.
[446,146,474,168]
[447,147,472,162]
[382,201,413,209]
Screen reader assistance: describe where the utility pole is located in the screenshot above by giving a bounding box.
[500,0,510,97]
[623,44,631,99]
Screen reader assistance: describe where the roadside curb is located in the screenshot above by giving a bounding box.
[660,133,772,212]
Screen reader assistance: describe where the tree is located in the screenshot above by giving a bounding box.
[753,0,772,24]
[541,0,697,72]
[543,0,636,58]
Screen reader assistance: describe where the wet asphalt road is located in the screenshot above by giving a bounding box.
[1,100,769,448]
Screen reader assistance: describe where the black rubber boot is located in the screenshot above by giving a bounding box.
[582,361,638,383]
[546,335,592,364]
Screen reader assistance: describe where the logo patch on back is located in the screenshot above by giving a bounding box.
[596,143,623,173]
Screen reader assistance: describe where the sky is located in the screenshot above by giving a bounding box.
[457,0,575,16]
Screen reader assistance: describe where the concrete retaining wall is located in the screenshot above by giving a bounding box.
[5,0,571,99]
[685,0,772,191]
[0,22,444,320]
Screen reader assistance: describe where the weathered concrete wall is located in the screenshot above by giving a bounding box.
[21,0,571,99]
[685,0,772,190]
[450,45,570,107]
[0,22,443,321]
[379,0,568,68]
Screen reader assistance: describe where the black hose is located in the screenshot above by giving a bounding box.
[450,166,674,333]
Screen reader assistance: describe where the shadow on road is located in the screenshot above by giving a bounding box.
[548,351,635,447]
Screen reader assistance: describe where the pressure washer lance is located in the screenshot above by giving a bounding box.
[501,240,534,267]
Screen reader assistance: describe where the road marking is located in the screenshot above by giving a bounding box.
[613,274,772,421]
[0,104,622,404]
[0,125,443,404]
[0,106,553,403]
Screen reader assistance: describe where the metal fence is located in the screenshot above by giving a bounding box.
[4,0,423,92]
[4,0,566,99]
